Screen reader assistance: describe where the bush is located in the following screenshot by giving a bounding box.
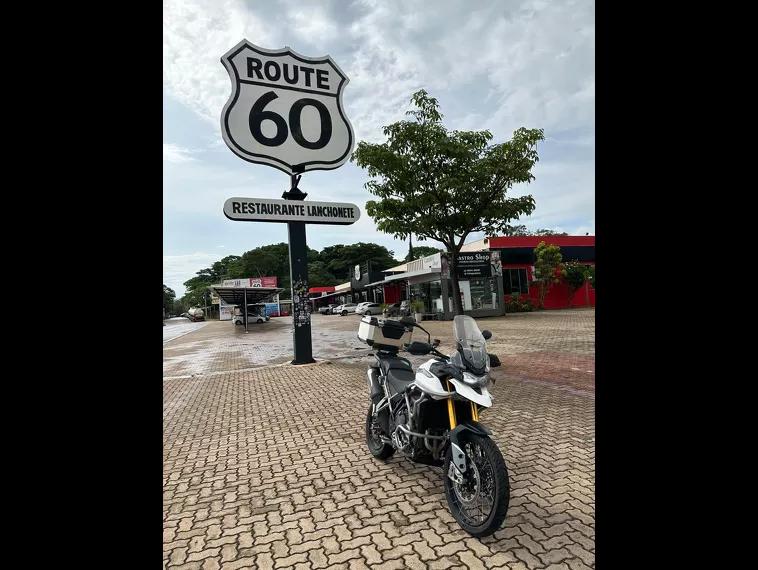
[505,294,534,313]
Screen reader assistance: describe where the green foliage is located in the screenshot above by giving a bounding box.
[502,224,530,236]
[585,265,595,290]
[308,261,339,286]
[564,261,588,306]
[180,242,399,303]
[502,225,567,236]
[171,298,188,315]
[405,245,440,261]
[239,243,295,293]
[504,292,534,313]
[533,241,565,309]
[163,284,176,310]
[352,89,543,315]
[318,242,398,280]
[533,228,568,236]
[410,299,425,313]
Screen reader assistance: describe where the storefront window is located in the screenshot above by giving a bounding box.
[409,279,444,314]
[468,277,499,310]
[503,268,529,295]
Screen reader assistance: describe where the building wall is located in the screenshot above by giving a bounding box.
[503,263,595,309]
[382,283,404,304]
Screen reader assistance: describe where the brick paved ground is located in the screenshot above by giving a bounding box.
[164,310,595,569]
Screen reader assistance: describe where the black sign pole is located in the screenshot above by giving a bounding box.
[283,173,315,365]
[243,287,248,333]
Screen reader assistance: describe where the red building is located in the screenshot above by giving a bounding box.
[463,235,595,310]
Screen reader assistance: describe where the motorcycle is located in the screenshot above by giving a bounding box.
[358,314,509,537]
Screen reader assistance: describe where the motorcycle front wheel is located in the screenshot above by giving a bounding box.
[443,433,509,537]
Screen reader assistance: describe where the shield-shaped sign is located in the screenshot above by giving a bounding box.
[220,40,354,175]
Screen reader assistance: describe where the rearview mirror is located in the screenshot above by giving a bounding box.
[482,330,492,340]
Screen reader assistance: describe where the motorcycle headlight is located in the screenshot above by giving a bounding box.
[462,372,489,387]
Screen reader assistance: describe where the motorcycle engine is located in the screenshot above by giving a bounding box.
[390,405,411,452]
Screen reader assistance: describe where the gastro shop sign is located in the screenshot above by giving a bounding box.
[224,197,360,225]
[220,41,354,175]
[456,252,493,278]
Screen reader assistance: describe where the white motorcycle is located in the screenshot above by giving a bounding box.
[359,314,509,537]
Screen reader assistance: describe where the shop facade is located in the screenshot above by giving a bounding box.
[368,252,505,320]
[461,235,595,309]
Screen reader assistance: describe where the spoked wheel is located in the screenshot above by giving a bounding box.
[443,433,509,537]
[365,404,395,460]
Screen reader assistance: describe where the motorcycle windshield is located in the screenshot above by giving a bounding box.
[453,315,488,371]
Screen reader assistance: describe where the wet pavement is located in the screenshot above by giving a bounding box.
[163,317,209,344]
[163,309,595,569]
[163,310,594,393]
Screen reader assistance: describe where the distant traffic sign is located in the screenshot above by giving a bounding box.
[220,41,354,175]
[223,197,360,225]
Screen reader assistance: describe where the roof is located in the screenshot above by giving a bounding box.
[366,266,441,287]
[383,262,408,273]
[308,290,345,301]
[462,235,595,250]
[211,286,284,306]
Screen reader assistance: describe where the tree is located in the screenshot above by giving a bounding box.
[307,261,339,286]
[502,224,530,236]
[532,241,565,309]
[353,89,543,314]
[163,284,176,312]
[318,243,398,280]
[533,228,568,236]
[563,261,587,307]
[405,245,441,261]
[586,265,595,290]
[501,225,567,236]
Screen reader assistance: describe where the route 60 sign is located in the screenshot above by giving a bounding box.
[220,40,354,175]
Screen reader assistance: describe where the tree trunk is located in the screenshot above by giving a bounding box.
[538,281,547,309]
[448,251,464,315]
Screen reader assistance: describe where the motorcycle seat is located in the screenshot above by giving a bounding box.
[386,368,416,395]
[378,356,412,376]
[378,356,415,395]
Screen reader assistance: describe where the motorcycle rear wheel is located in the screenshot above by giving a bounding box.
[366,404,395,460]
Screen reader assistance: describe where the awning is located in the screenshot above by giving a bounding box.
[365,267,441,288]
[211,286,284,306]
[309,291,347,302]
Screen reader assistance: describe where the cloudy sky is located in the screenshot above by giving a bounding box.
[163,0,594,297]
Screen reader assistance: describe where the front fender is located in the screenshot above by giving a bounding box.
[448,422,492,473]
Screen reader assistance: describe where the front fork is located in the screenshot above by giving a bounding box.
[445,380,480,430]
[445,380,483,483]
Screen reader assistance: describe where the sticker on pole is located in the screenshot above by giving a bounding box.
[220,40,354,175]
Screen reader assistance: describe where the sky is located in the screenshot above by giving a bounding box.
[163,0,594,297]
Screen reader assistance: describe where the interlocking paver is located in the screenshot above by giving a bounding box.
[164,309,594,569]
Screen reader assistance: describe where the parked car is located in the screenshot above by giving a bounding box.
[335,303,358,316]
[233,311,270,325]
[356,302,382,316]
[318,304,337,315]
